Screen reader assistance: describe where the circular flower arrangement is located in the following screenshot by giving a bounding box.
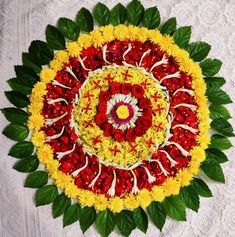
[2,1,234,236]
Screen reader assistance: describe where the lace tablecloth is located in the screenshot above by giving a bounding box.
[0,0,235,236]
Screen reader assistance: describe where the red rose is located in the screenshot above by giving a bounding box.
[132,84,144,98]
[60,161,72,173]
[95,113,108,125]
[103,123,113,137]
[139,97,151,109]
[135,124,146,136]
[99,91,111,102]
[142,107,152,117]
[97,101,107,113]
[110,82,121,94]
[125,128,136,142]
[136,116,152,129]
[112,128,125,142]
[121,83,132,95]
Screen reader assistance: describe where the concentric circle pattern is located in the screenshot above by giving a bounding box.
[29,25,210,212]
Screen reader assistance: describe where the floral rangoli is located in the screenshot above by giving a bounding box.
[2,1,234,236]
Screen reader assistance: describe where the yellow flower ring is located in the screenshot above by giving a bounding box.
[28,24,210,213]
[3,2,232,235]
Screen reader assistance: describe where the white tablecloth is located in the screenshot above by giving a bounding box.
[0,0,235,236]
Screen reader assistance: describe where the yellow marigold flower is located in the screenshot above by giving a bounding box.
[66,42,81,57]
[178,169,193,187]
[31,130,45,147]
[165,177,180,196]
[46,159,59,174]
[100,25,115,42]
[27,114,44,130]
[151,186,166,202]
[77,33,92,48]
[40,68,56,83]
[56,172,72,189]
[50,59,63,72]
[108,197,123,213]
[189,160,200,175]
[190,146,206,162]
[32,82,47,96]
[79,190,96,207]
[55,50,69,64]
[64,183,80,199]
[95,195,108,211]
[137,189,152,208]
[124,194,139,209]
[91,30,104,47]
[37,144,53,164]
[196,134,210,149]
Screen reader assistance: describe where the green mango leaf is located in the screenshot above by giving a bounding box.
[110,3,127,26]
[7,78,32,95]
[126,0,144,26]
[25,171,48,188]
[204,77,226,88]
[3,123,29,141]
[142,7,160,29]
[76,8,94,32]
[96,209,116,237]
[200,58,222,77]
[201,158,225,183]
[116,210,136,236]
[22,52,42,73]
[29,40,54,65]
[80,206,96,233]
[206,148,228,164]
[14,155,39,173]
[36,185,58,207]
[147,201,166,231]
[173,26,191,48]
[163,195,186,221]
[14,65,39,87]
[206,87,232,104]
[57,17,80,41]
[180,186,199,212]
[8,141,34,158]
[5,91,29,108]
[190,178,212,198]
[187,42,211,62]
[160,17,176,35]
[211,118,234,136]
[209,104,231,120]
[46,24,65,50]
[93,2,111,26]
[63,203,81,227]
[1,107,28,124]
[52,193,71,218]
[133,207,148,233]
[209,134,232,150]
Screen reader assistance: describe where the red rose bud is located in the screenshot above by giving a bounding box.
[139,97,151,109]
[136,116,152,129]
[110,82,121,94]
[60,161,73,173]
[103,123,113,137]
[125,128,137,142]
[135,124,146,136]
[112,128,125,142]
[95,113,108,125]
[121,83,132,95]
[132,84,144,98]
[97,101,107,113]
[99,91,111,102]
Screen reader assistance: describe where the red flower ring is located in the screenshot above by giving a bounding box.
[95,83,152,142]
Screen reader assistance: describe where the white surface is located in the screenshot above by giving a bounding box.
[0,0,235,236]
